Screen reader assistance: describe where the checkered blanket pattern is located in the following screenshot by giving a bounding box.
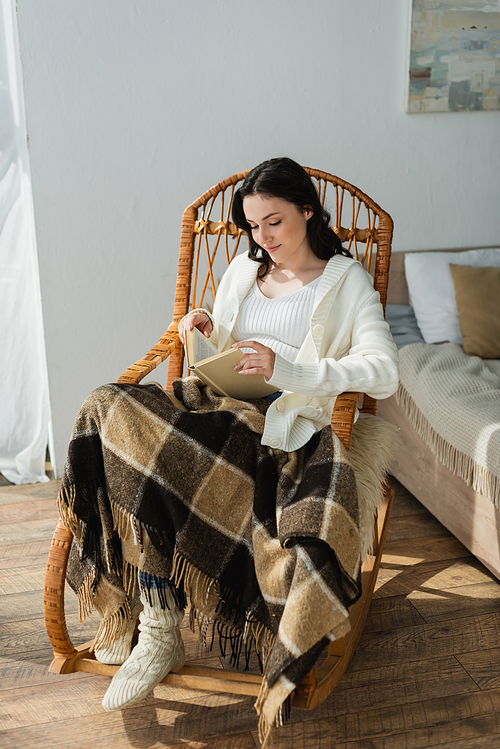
[59,378,360,742]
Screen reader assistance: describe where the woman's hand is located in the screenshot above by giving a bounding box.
[232,341,276,381]
[178,312,213,345]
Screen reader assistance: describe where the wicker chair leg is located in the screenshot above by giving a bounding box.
[44,520,84,672]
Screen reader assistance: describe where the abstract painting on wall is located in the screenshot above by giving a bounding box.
[408,1,500,112]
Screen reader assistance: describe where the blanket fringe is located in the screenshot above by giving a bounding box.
[58,475,353,745]
[171,548,275,668]
[122,560,139,600]
[58,482,123,579]
[57,484,85,547]
[90,603,133,652]
[171,550,219,644]
[76,569,97,622]
[396,384,500,507]
[113,503,143,552]
[65,524,277,675]
[255,678,293,748]
[256,682,272,747]
[174,551,287,748]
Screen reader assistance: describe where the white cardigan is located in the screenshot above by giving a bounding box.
[191,253,399,452]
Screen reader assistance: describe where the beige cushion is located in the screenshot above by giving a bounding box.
[404,248,500,344]
[449,264,500,359]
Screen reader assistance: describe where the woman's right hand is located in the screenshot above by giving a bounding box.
[178,312,213,345]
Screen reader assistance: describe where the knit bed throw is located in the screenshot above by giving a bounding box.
[58,377,397,745]
[396,342,500,506]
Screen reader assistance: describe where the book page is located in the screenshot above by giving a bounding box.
[187,326,218,365]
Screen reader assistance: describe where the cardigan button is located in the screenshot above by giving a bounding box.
[276,400,285,412]
[270,438,281,448]
[312,324,324,336]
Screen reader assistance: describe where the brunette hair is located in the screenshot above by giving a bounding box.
[231,157,351,277]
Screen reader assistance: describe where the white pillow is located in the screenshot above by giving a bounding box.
[405,249,500,344]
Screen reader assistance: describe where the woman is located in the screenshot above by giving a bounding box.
[59,158,398,739]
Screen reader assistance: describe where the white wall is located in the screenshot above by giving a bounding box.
[16,0,500,475]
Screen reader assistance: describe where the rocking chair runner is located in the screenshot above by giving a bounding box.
[44,166,394,710]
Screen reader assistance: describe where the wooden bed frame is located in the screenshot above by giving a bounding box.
[379,250,500,581]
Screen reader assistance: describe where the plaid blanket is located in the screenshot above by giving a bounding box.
[59,378,361,743]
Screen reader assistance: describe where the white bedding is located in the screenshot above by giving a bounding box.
[395,342,500,507]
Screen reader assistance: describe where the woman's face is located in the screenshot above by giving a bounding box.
[243,194,313,266]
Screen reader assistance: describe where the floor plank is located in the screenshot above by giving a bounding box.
[351,612,500,669]
[0,498,59,525]
[0,481,60,505]
[0,614,101,661]
[267,689,500,747]
[409,580,500,623]
[265,715,500,748]
[0,588,79,624]
[363,594,426,633]
[373,555,494,599]
[0,568,47,596]
[321,654,477,714]
[0,539,56,570]
[388,489,430,517]
[0,657,93,691]
[381,535,470,564]
[425,738,500,749]
[1,477,500,749]
[385,512,454,542]
[0,702,259,749]
[0,518,60,546]
[456,648,500,691]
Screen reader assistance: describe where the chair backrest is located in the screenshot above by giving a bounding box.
[166,167,393,403]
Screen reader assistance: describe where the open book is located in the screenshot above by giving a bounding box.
[184,326,278,399]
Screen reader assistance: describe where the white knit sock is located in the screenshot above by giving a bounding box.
[93,598,142,666]
[102,587,185,711]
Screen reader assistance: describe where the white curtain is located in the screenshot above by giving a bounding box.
[0,0,51,483]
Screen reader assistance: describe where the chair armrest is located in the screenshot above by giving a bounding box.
[117,323,182,385]
[330,392,361,451]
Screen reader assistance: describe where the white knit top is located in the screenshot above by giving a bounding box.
[232,277,321,361]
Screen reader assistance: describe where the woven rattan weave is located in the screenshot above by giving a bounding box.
[43,166,394,710]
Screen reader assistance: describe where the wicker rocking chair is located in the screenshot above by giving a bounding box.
[44,166,394,710]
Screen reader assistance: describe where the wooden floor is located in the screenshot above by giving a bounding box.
[1,478,500,748]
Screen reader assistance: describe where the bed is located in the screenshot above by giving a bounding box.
[378,248,500,580]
